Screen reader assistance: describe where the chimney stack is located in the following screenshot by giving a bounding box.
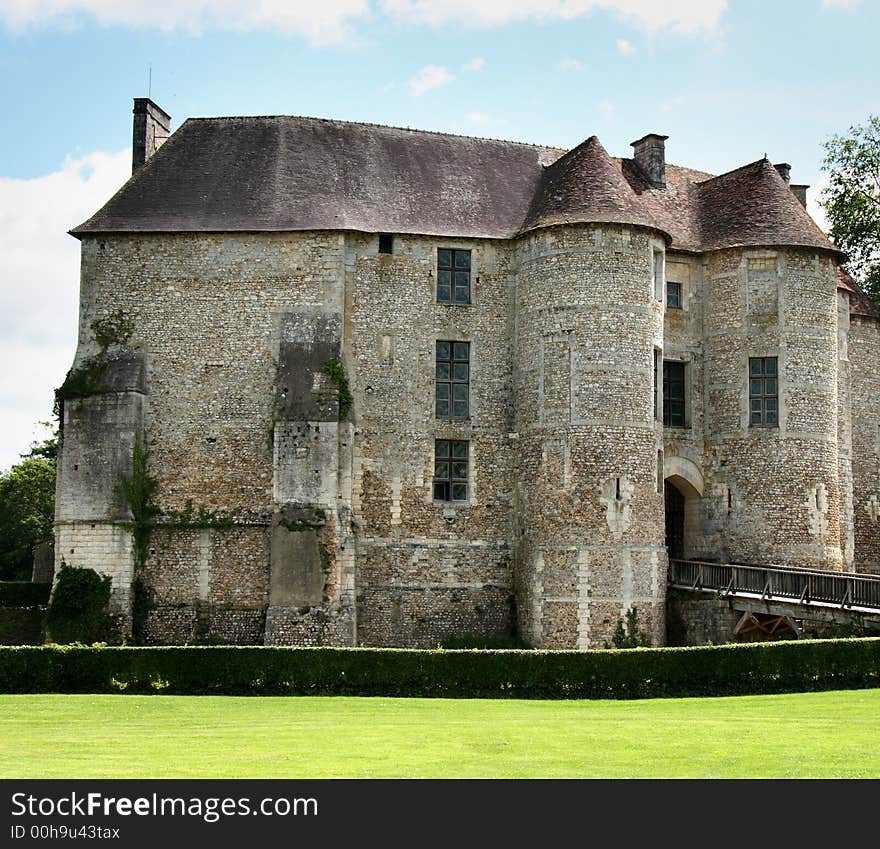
[790,184,809,208]
[630,133,669,188]
[132,98,171,174]
[774,163,791,184]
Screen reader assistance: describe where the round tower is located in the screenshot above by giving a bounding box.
[700,160,847,570]
[512,137,669,649]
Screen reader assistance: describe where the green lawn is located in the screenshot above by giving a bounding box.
[1,689,879,778]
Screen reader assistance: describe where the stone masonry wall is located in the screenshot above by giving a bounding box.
[702,248,844,570]
[62,226,877,648]
[513,224,668,649]
[347,233,514,646]
[662,253,713,559]
[67,232,351,643]
[850,315,880,573]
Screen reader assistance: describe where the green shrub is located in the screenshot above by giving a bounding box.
[607,607,651,649]
[0,638,878,698]
[0,582,51,607]
[43,565,119,645]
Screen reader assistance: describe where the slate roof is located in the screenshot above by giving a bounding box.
[522,136,666,237]
[837,267,880,318]
[72,116,563,240]
[695,158,836,254]
[71,113,842,262]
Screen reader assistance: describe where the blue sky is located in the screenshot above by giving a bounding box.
[0,0,877,471]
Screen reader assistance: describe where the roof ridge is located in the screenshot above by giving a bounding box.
[695,157,769,185]
[182,114,568,153]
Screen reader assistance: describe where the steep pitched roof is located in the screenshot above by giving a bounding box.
[696,158,838,253]
[521,136,667,238]
[71,113,841,261]
[71,116,564,240]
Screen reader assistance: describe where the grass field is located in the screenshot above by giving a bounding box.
[2,689,879,778]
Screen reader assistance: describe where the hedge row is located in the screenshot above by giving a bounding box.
[0,582,51,608]
[1,638,879,698]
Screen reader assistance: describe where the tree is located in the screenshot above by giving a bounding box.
[821,115,880,306]
[0,456,56,580]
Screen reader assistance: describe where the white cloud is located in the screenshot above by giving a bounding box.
[408,64,454,95]
[616,37,635,54]
[0,148,130,472]
[464,112,492,124]
[599,99,614,114]
[558,57,584,71]
[379,0,727,34]
[462,57,485,72]
[0,0,371,45]
[1,0,728,42]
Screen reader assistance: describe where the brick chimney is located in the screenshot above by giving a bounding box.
[774,163,791,184]
[132,98,170,174]
[631,133,669,188]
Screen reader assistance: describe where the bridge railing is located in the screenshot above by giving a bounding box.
[668,559,880,612]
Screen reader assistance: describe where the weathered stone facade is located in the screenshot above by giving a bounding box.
[54,105,880,648]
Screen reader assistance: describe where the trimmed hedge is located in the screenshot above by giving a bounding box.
[0,608,44,645]
[0,582,51,608]
[0,638,879,698]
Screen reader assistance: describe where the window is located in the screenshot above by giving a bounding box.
[667,281,681,309]
[653,249,664,301]
[433,440,468,501]
[379,233,393,254]
[663,361,686,427]
[749,357,778,427]
[437,249,471,304]
[435,341,470,419]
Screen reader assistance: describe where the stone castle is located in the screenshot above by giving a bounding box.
[54,98,880,648]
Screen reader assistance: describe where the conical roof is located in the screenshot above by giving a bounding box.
[520,136,668,238]
[698,158,839,254]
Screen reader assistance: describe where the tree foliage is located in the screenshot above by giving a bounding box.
[821,115,880,305]
[0,457,56,580]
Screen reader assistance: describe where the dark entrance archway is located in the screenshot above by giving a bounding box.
[665,480,685,560]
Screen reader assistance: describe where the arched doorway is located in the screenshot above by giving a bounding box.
[663,456,704,561]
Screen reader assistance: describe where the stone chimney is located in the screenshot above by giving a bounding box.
[790,184,809,208]
[630,133,669,188]
[132,98,171,174]
[774,163,791,184]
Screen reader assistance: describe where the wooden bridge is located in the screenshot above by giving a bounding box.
[668,559,880,637]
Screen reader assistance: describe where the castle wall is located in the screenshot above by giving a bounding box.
[61,232,355,644]
[58,226,876,648]
[347,233,515,647]
[513,224,668,649]
[702,248,844,569]
[850,314,880,573]
[661,253,713,559]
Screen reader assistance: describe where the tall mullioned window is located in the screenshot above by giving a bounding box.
[666,281,682,309]
[437,249,471,304]
[433,440,468,501]
[435,341,470,419]
[749,357,778,427]
[663,361,686,427]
